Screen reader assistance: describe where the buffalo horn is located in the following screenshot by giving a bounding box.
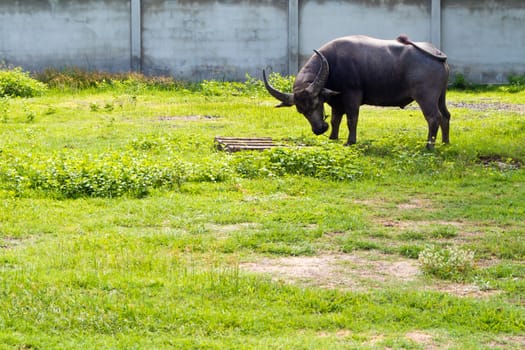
[262,69,294,107]
[307,50,330,95]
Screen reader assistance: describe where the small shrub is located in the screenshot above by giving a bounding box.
[506,74,525,93]
[200,74,265,97]
[230,144,383,181]
[418,245,475,281]
[198,72,294,98]
[398,245,423,259]
[189,158,233,182]
[341,239,380,252]
[23,104,37,123]
[451,73,470,90]
[89,102,100,112]
[429,225,458,239]
[265,145,368,181]
[0,67,47,97]
[265,72,294,93]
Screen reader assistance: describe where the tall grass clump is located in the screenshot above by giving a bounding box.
[36,67,193,92]
[0,66,47,97]
[36,67,294,97]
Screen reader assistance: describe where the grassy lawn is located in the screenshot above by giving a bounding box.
[0,76,524,349]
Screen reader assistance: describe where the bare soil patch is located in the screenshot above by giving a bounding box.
[241,252,419,291]
[478,155,522,170]
[157,115,219,121]
[380,219,464,230]
[405,331,439,349]
[489,335,525,349]
[448,101,525,113]
[206,222,258,233]
[396,198,433,210]
[432,281,498,298]
[240,252,497,298]
[402,101,525,113]
[206,223,259,240]
[371,100,525,114]
[0,236,32,249]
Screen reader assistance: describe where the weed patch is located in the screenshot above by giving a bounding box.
[418,245,476,281]
[0,67,47,97]
[1,150,188,198]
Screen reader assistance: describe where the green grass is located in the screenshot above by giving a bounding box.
[0,77,524,349]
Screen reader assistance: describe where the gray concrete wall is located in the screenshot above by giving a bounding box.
[442,0,525,83]
[298,0,431,64]
[0,0,131,72]
[141,0,288,80]
[0,0,524,83]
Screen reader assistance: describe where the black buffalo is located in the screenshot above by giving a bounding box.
[263,35,450,149]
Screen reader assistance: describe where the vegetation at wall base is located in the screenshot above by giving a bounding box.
[0,66,47,97]
[0,67,524,349]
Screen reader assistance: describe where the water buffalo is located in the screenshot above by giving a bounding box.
[263,35,450,149]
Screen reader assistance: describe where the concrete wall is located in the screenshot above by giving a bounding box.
[0,0,524,83]
[298,0,431,63]
[141,0,288,80]
[442,0,525,83]
[0,0,131,72]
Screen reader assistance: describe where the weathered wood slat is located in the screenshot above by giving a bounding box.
[215,137,278,152]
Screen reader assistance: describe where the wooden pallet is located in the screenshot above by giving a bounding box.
[215,137,277,152]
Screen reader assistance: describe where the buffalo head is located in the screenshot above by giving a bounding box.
[263,50,339,136]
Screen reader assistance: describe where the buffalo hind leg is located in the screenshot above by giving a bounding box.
[417,100,442,150]
[329,108,343,140]
[439,91,451,144]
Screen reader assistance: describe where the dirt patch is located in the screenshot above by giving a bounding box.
[157,115,219,121]
[478,155,522,170]
[432,282,499,298]
[488,335,525,349]
[241,252,419,291]
[396,198,433,210]
[448,101,525,113]
[380,219,464,230]
[206,223,259,240]
[403,101,525,113]
[0,236,32,249]
[406,331,438,349]
[207,222,258,233]
[240,252,496,298]
[317,329,352,339]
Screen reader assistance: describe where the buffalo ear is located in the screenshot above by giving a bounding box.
[321,88,340,98]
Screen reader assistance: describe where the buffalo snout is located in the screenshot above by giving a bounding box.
[313,122,329,135]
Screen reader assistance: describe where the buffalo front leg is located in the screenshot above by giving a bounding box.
[329,108,343,140]
[345,108,360,146]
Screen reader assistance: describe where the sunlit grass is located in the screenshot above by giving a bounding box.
[0,77,524,348]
